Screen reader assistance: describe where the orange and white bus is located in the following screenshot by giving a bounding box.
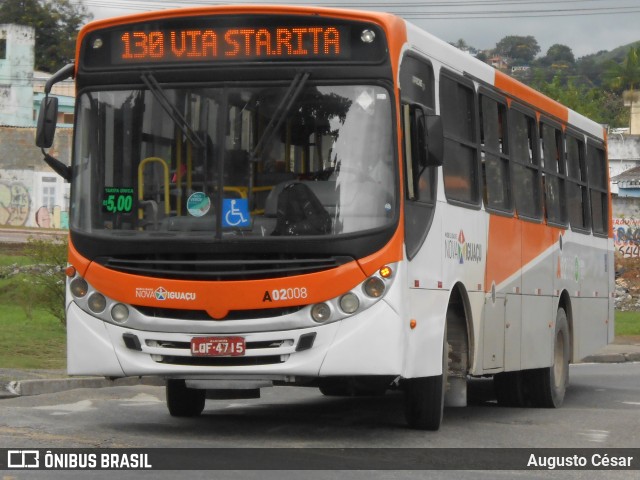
[36,5,613,430]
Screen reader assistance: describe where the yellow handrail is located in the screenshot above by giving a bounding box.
[138,156,171,220]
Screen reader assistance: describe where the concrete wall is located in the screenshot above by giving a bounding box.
[623,90,640,136]
[0,127,72,228]
[608,136,640,195]
[613,196,640,257]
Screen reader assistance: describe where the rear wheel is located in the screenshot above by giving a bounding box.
[526,308,570,408]
[166,379,206,417]
[404,330,448,431]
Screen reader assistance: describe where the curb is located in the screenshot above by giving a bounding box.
[580,352,640,364]
[0,376,165,399]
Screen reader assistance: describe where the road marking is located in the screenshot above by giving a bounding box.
[577,429,609,443]
[34,400,96,416]
[622,401,640,406]
[119,393,162,407]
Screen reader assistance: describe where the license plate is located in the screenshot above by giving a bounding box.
[190,336,246,357]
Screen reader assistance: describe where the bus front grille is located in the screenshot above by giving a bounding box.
[96,254,353,280]
[133,305,304,321]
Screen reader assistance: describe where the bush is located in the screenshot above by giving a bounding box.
[23,236,68,326]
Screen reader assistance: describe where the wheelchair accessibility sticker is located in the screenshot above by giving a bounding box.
[222,198,251,227]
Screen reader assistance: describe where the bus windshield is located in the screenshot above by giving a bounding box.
[72,82,396,239]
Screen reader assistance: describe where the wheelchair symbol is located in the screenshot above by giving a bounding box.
[223,199,250,227]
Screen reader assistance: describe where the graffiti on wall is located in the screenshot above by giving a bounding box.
[0,181,31,226]
[35,205,69,229]
[614,218,640,258]
[0,179,69,229]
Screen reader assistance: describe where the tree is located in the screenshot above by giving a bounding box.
[605,47,640,93]
[532,75,628,128]
[605,47,640,129]
[543,44,575,66]
[0,0,92,72]
[495,35,540,64]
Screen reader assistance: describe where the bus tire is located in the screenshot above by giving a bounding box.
[404,334,447,431]
[166,379,206,417]
[526,308,570,408]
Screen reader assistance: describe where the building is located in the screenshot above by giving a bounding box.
[0,24,72,229]
[0,24,34,126]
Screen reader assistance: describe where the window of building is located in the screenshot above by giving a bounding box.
[0,38,6,59]
[540,121,567,226]
[565,134,590,232]
[509,107,542,221]
[587,141,608,235]
[480,93,511,213]
[440,71,480,206]
[42,177,57,210]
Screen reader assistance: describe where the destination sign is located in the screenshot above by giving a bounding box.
[114,26,347,63]
[81,16,386,69]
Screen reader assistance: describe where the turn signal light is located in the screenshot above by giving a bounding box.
[379,265,392,278]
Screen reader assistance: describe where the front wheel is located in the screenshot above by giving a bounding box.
[404,333,448,430]
[166,379,206,417]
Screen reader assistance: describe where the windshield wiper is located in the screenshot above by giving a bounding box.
[141,73,205,148]
[250,71,310,161]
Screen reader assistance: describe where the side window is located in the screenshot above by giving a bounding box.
[540,121,567,226]
[399,55,435,110]
[400,54,437,260]
[440,72,480,206]
[480,94,511,213]
[587,142,609,235]
[565,134,590,232]
[509,108,542,221]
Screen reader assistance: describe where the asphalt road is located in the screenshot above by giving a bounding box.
[0,363,638,479]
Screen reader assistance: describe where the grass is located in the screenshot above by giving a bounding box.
[0,304,66,370]
[614,311,640,337]
[0,243,66,370]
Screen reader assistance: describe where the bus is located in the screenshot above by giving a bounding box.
[36,5,613,430]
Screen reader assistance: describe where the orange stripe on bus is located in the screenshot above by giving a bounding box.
[83,257,367,320]
[69,225,403,319]
[485,214,563,291]
[494,70,568,123]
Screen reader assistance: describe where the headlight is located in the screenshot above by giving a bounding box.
[111,303,130,324]
[70,277,89,298]
[87,292,107,313]
[311,303,331,323]
[363,277,385,298]
[339,293,360,314]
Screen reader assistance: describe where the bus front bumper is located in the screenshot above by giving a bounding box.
[66,300,404,380]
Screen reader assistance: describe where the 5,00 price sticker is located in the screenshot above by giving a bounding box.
[102,187,134,214]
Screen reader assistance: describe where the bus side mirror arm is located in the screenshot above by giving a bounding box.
[35,63,74,181]
[425,114,444,167]
[43,152,71,182]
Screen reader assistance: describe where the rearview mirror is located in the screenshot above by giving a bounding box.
[35,96,59,149]
[425,114,444,167]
